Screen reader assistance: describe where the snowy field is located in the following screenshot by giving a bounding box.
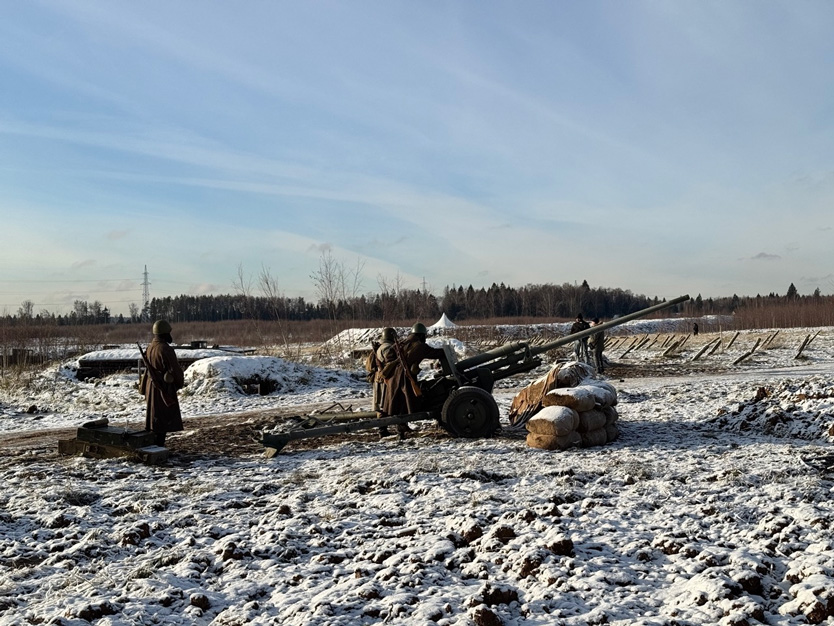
[2,324,834,625]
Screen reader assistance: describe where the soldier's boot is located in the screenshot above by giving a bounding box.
[396,423,414,440]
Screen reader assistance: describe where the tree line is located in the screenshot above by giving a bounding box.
[140,282,655,324]
[3,280,830,327]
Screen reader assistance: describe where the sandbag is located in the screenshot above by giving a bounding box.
[577,408,607,433]
[580,427,608,448]
[584,380,618,407]
[510,360,616,433]
[602,406,619,426]
[543,386,596,413]
[526,430,582,451]
[526,405,580,437]
[555,361,594,388]
[605,423,619,442]
[509,367,561,425]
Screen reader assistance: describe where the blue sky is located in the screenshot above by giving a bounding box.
[2,1,833,316]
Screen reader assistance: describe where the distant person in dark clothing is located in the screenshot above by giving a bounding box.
[570,314,590,363]
[589,317,605,374]
[693,323,699,336]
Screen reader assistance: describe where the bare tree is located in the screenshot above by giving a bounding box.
[233,263,265,346]
[258,265,295,357]
[310,250,365,320]
[377,271,405,322]
[347,256,366,319]
[310,250,368,362]
[311,249,342,324]
[232,263,298,358]
[17,300,34,323]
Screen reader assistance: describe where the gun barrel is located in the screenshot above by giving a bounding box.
[455,341,533,371]
[453,295,689,372]
[528,294,691,356]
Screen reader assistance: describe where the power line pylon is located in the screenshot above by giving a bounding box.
[142,265,151,320]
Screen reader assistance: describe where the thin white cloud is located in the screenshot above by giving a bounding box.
[307,243,333,255]
[750,253,781,262]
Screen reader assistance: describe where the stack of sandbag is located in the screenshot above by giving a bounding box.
[519,370,619,451]
[509,361,595,426]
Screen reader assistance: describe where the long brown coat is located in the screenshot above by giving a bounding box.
[372,340,397,413]
[381,334,445,416]
[142,337,185,435]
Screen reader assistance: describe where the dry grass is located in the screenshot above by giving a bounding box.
[732,302,834,330]
[2,301,833,375]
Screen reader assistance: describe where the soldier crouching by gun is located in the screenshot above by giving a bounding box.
[381,322,445,439]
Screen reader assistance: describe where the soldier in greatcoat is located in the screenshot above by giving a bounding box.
[372,328,398,414]
[371,327,400,437]
[140,319,185,447]
[381,323,445,422]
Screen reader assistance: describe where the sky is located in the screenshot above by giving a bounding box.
[2,1,834,317]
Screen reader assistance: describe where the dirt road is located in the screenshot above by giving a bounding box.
[0,403,396,468]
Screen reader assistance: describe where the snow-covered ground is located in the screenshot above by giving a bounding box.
[2,324,834,625]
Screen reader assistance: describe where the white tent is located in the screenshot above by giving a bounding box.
[428,313,457,330]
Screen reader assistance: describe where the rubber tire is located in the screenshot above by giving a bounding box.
[440,385,500,438]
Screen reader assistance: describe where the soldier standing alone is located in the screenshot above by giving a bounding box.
[140,319,185,447]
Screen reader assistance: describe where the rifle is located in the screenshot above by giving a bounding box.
[137,342,177,407]
[364,340,380,382]
[393,340,422,398]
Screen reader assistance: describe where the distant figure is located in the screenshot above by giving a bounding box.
[589,317,605,374]
[570,314,590,363]
[693,322,699,336]
[140,320,185,447]
[382,323,445,435]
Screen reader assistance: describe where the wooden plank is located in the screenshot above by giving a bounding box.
[619,337,641,358]
[732,338,761,365]
[662,339,682,357]
[794,334,811,359]
[644,334,662,351]
[707,338,722,356]
[691,337,720,361]
[58,439,169,464]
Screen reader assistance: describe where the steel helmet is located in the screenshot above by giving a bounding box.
[411,322,427,335]
[152,319,172,335]
[382,327,397,341]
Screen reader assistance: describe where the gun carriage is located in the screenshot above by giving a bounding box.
[261,295,690,454]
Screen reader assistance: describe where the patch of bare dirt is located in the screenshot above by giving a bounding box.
[0,403,446,468]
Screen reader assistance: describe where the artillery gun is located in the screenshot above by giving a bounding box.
[261,294,689,454]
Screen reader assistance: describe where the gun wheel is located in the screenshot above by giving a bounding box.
[440,386,500,438]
